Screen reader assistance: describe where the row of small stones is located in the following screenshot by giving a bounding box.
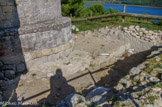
[77,25,162,45]
[122,25,162,44]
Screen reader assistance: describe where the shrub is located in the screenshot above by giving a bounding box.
[61,0,85,16]
[157,20,162,26]
[75,6,90,18]
[107,7,119,14]
[89,3,107,16]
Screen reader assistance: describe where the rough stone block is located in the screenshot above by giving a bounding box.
[3,21,12,28]
[16,0,61,26]
[2,6,13,13]
[0,0,73,76]
[0,13,6,21]
[41,49,52,56]
[5,13,13,20]
[0,2,6,6]
[16,63,26,73]
[31,51,42,59]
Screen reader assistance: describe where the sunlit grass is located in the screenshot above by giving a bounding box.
[72,17,162,33]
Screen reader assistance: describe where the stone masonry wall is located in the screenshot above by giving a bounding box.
[0,0,62,29]
[16,0,61,26]
[0,0,73,74]
[0,0,19,29]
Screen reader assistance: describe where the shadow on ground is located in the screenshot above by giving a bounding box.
[38,69,76,106]
[22,46,160,106]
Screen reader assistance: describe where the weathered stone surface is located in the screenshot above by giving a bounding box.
[0,0,62,29]
[4,70,15,79]
[57,94,86,107]
[0,0,73,77]
[16,0,61,26]
[130,67,141,75]
[65,94,86,106]
[86,87,110,104]
[0,72,4,80]
[16,63,26,73]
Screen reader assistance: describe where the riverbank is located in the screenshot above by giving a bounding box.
[85,2,162,9]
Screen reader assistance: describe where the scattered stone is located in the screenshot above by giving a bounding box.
[115,84,124,90]
[128,49,135,54]
[149,77,160,82]
[65,94,86,107]
[130,67,141,75]
[72,25,76,30]
[133,75,140,81]
[123,25,162,45]
[76,28,79,32]
[4,70,15,79]
[152,87,161,92]
[57,93,86,107]
[86,87,110,104]
[155,56,161,62]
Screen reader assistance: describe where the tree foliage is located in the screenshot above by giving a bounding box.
[89,4,106,16]
[107,7,119,14]
[61,0,85,16]
[61,0,118,17]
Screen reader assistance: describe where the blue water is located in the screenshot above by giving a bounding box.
[85,4,162,16]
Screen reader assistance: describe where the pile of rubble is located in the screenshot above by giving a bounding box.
[123,25,162,45]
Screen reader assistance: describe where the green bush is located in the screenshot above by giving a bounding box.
[89,3,107,16]
[157,20,162,26]
[75,6,90,17]
[107,7,119,14]
[61,1,118,18]
[61,0,85,16]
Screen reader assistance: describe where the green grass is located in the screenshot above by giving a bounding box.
[31,73,36,77]
[147,96,158,104]
[72,18,162,33]
[18,83,23,87]
[144,54,162,74]
[77,98,84,103]
[113,101,121,107]
[152,83,162,88]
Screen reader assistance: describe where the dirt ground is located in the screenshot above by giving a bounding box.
[15,30,150,105]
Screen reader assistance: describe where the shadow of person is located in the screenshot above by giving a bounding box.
[40,69,75,106]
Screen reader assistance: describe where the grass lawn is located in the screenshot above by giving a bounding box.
[72,17,162,33]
